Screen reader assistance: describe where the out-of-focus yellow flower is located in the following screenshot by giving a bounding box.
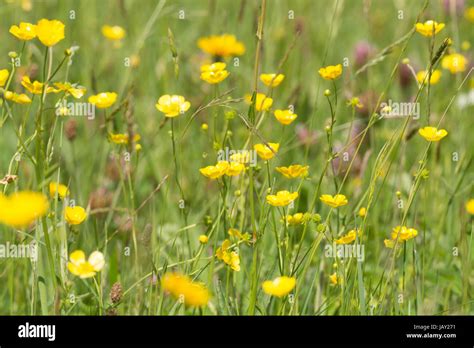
[109,133,141,145]
[53,82,86,99]
[465,7,474,22]
[199,234,209,244]
[201,123,208,131]
[318,64,342,80]
[4,91,31,104]
[418,126,448,142]
[461,41,471,51]
[442,53,467,74]
[225,161,245,176]
[415,20,445,37]
[320,194,348,208]
[260,73,285,87]
[88,92,117,109]
[276,164,308,179]
[228,228,251,242]
[358,207,367,217]
[245,93,273,112]
[335,229,359,245]
[21,76,55,94]
[274,109,297,125]
[390,226,418,241]
[216,239,240,271]
[347,97,363,108]
[200,62,229,84]
[416,70,441,85]
[466,199,474,215]
[199,161,229,179]
[49,182,69,199]
[65,206,87,225]
[254,143,279,160]
[9,22,36,40]
[0,191,48,228]
[266,190,298,207]
[262,276,295,297]
[161,272,210,307]
[101,25,126,41]
[67,250,104,278]
[35,19,65,47]
[155,94,191,117]
[197,34,245,57]
[0,69,9,87]
[329,272,339,285]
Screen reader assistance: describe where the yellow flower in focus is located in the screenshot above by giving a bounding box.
[155,94,191,117]
[21,76,55,94]
[391,226,418,241]
[266,190,298,207]
[200,62,229,84]
[415,20,445,37]
[466,199,474,215]
[358,207,367,217]
[49,182,69,199]
[274,109,297,125]
[225,161,245,177]
[284,213,312,226]
[0,191,48,228]
[260,73,285,87]
[65,206,87,225]
[9,22,36,40]
[199,161,229,179]
[199,235,209,244]
[254,143,279,160]
[276,164,308,179]
[320,194,348,208]
[262,276,296,297]
[0,69,9,87]
[161,272,210,307]
[216,239,240,271]
[442,53,467,74]
[245,93,273,112]
[35,19,65,47]
[418,126,448,142]
[109,133,141,145]
[4,91,31,104]
[88,92,117,109]
[416,70,441,85]
[101,25,126,41]
[465,7,474,22]
[197,34,245,57]
[335,229,359,245]
[67,250,104,279]
[318,64,342,80]
[53,82,86,99]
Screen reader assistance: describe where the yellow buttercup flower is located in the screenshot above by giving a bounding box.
[418,126,448,142]
[358,207,367,217]
[274,109,297,125]
[228,228,251,242]
[347,97,363,108]
[0,69,9,87]
[67,250,105,279]
[155,94,191,117]
[335,229,359,245]
[9,22,36,40]
[225,161,245,176]
[4,91,31,104]
[260,73,285,87]
[88,92,117,109]
[65,206,87,225]
[200,62,229,84]
[465,199,474,215]
[262,276,296,297]
[276,164,308,179]
[49,182,69,199]
[109,133,141,145]
[391,226,418,241]
[245,93,273,112]
[35,19,65,47]
[254,143,279,160]
[320,194,348,208]
[266,190,298,207]
[161,272,210,307]
[199,161,229,179]
[442,53,467,74]
[101,25,126,41]
[384,239,395,248]
[329,272,339,285]
[21,76,55,94]
[284,212,312,226]
[318,64,342,80]
[0,191,48,228]
[216,239,240,271]
[465,7,474,22]
[53,82,86,99]
[416,70,441,85]
[199,235,209,244]
[415,20,445,37]
[197,34,245,57]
